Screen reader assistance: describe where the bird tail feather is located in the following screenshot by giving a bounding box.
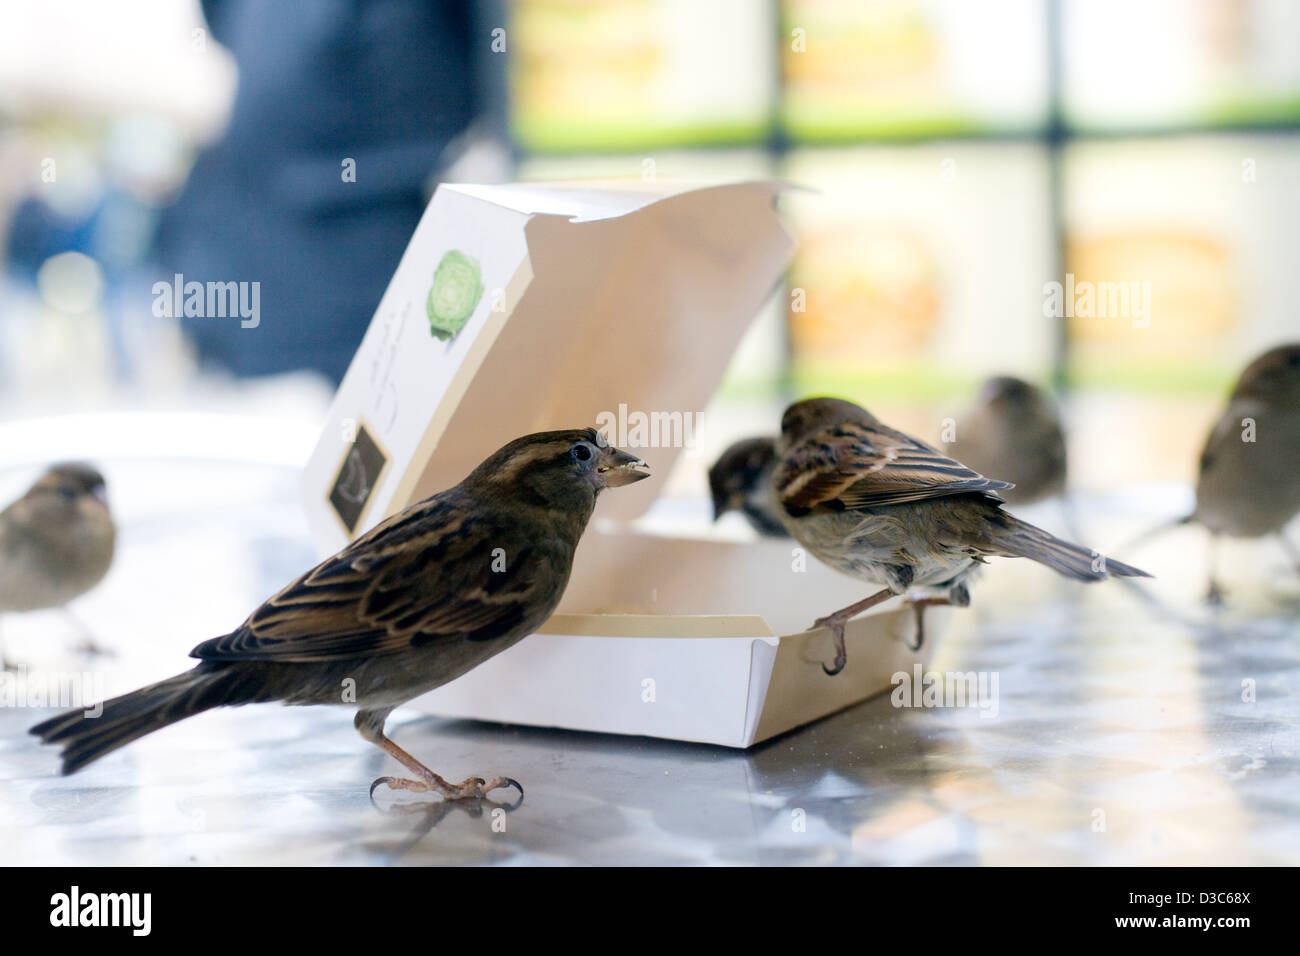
[29,664,251,775]
[983,512,1152,581]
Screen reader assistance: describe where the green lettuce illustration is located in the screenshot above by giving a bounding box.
[426,249,484,341]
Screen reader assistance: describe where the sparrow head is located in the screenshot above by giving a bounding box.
[779,397,876,451]
[1231,343,1300,405]
[977,376,1055,418]
[466,428,649,513]
[709,436,778,521]
[11,462,112,535]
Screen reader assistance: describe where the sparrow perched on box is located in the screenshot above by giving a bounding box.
[1188,343,1300,601]
[32,429,649,800]
[709,436,789,537]
[773,398,1149,674]
[944,376,1067,505]
[0,463,116,669]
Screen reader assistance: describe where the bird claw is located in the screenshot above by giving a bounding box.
[370,773,523,804]
[812,619,848,676]
[370,775,426,798]
[470,776,525,806]
[492,778,525,810]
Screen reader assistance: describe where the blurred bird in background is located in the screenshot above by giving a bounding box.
[774,398,1149,674]
[944,376,1067,505]
[0,464,116,670]
[1181,343,1299,602]
[32,429,648,801]
[709,436,788,537]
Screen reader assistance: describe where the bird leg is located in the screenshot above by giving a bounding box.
[61,608,112,657]
[356,711,521,802]
[369,735,521,802]
[1205,532,1225,605]
[903,596,952,652]
[811,588,895,676]
[0,621,16,671]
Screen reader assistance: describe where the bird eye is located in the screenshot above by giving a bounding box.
[58,485,78,501]
[571,442,594,462]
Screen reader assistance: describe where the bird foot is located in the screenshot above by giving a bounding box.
[370,773,522,803]
[811,617,847,676]
[809,588,896,676]
[903,596,952,652]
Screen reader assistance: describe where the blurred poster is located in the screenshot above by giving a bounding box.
[783,145,1054,396]
[1064,0,1300,129]
[781,0,1048,139]
[510,0,775,151]
[1064,135,1299,384]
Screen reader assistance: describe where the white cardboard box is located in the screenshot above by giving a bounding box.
[301,180,945,748]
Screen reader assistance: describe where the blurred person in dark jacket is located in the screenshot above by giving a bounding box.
[153,0,499,383]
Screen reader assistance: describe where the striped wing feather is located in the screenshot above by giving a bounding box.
[191,494,542,663]
[776,420,1012,515]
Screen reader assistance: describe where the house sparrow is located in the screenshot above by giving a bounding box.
[774,398,1149,674]
[709,436,789,537]
[1189,343,1300,601]
[0,463,116,669]
[944,376,1067,505]
[32,429,648,800]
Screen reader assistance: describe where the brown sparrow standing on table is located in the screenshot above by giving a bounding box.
[709,436,789,537]
[1188,343,1300,602]
[945,376,1067,505]
[774,398,1149,674]
[0,464,116,669]
[32,429,648,801]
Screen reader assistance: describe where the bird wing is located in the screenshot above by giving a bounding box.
[775,419,1013,515]
[191,494,554,663]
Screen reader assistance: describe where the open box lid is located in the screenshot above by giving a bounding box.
[303,179,795,553]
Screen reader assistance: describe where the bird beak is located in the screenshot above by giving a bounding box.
[596,446,650,488]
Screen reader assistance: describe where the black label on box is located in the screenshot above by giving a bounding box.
[329,421,388,535]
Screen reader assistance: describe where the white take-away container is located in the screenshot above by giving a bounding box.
[301,180,944,748]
